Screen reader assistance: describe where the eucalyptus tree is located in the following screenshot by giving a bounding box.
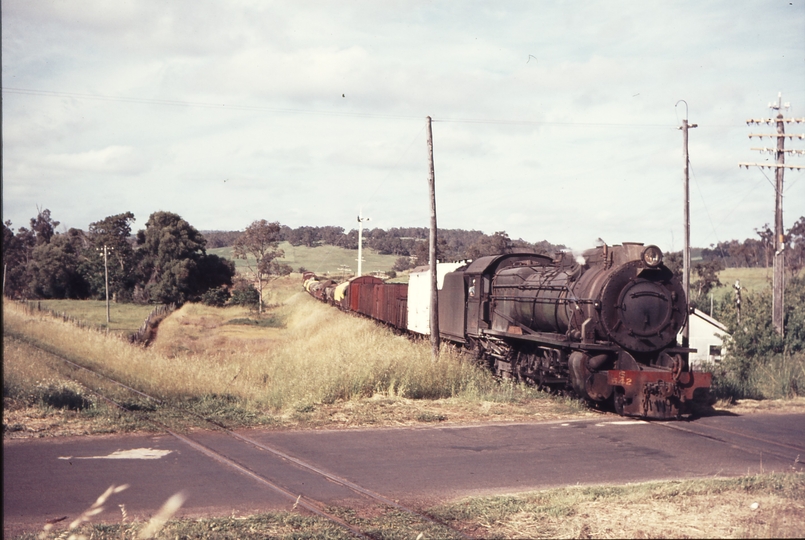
[233,220,284,313]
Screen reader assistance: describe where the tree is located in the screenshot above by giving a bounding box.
[233,220,285,313]
[786,216,805,273]
[755,224,774,268]
[3,221,35,298]
[413,237,448,266]
[80,212,137,301]
[135,211,234,304]
[30,207,59,246]
[288,226,319,247]
[466,231,513,260]
[28,230,91,299]
[689,259,724,310]
[393,256,413,272]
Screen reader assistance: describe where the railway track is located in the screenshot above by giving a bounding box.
[10,334,470,539]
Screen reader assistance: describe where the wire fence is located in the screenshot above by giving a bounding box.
[19,300,176,346]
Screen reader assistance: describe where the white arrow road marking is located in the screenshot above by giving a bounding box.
[58,448,172,460]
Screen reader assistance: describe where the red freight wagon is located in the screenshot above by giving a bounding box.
[347,276,383,317]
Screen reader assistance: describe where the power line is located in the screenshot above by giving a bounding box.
[433,116,677,128]
[361,124,426,211]
[2,87,421,121]
[2,86,746,128]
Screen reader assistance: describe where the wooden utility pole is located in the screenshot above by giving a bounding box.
[740,93,805,336]
[677,101,697,346]
[426,116,440,360]
[99,244,112,324]
[773,104,786,335]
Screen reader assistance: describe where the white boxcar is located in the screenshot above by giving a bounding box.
[407,261,467,335]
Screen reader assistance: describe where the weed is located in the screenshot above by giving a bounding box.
[416,412,447,422]
[35,380,94,411]
[227,316,284,328]
[432,472,805,539]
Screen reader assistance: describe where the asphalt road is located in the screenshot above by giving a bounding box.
[5,413,804,536]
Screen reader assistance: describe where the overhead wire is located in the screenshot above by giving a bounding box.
[2,87,422,121]
[360,123,426,210]
[688,160,725,257]
[2,86,750,128]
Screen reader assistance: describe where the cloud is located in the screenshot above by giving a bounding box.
[43,146,149,175]
[2,1,803,249]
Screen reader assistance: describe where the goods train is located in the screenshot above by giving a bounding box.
[303,242,712,419]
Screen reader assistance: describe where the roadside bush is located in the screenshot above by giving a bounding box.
[5,378,95,411]
[712,274,805,400]
[36,380,94,410]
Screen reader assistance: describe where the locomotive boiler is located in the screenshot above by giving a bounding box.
[303,242,712,419]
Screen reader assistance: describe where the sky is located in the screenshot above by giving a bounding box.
[2,0,804,252]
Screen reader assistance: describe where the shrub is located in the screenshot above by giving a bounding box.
[393,256,413,272]
[712,274,805,400]
[229,284,260,308]
[201,286,230,307]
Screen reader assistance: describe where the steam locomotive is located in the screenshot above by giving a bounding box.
[303,242,712,419]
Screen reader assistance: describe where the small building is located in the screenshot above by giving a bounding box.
[680,309,730,371]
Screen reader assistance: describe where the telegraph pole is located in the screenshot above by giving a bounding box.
[357,211,370,276]
[426,116,440,360]
[740,93,805,336]
[97,244,112,324]
[677,101,697,346]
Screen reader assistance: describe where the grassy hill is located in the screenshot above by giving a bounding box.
[710,267,776,304]
[209,241,400,277]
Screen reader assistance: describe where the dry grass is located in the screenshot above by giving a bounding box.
[714,396,805,416]
[3,336,150,438]
[433,473,805,539]
[151,290,584,416]
[3,275,590,437]
[11,473,803,539]
[3,303,243,401]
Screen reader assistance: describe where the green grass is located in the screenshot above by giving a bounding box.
[209,241,400,276]
[226,316,284,328]
[24,300,159,334]
[712,267,774,301]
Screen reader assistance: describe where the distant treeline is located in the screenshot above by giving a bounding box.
[4,210,235,304]
[6,206,803,305]
[698,218,805,271]
[204,225,567,269]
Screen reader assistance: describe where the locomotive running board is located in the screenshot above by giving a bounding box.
[481,329,619,351]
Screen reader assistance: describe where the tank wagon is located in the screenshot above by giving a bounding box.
[303,243,712,419]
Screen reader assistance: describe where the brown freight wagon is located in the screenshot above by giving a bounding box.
[372,282,408,328]
[346,276,384,317]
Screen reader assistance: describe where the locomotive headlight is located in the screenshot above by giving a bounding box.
[641,245,663,267]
